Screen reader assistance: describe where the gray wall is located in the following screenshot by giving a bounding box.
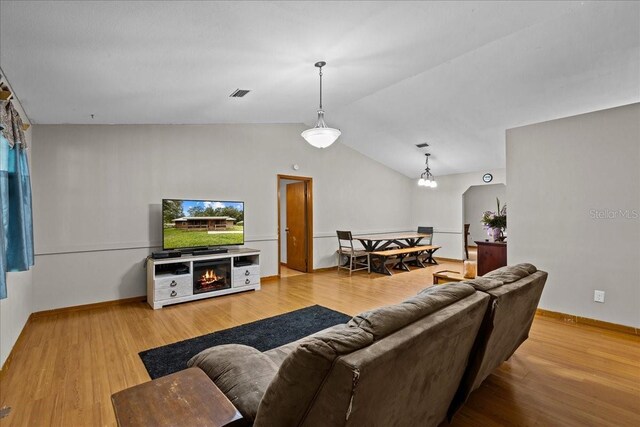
[30,124,414,311]
[507,103,640,327]
[463,184,507,244]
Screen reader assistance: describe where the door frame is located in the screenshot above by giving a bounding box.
[277,174,313,276]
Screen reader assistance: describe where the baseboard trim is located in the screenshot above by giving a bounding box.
[0,313,34,378]
[31,296,147,319]
[261,275,279,282]
[536,308,638,336]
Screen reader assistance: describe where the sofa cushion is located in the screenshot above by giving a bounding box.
[264,341,298,367]
[254,323,373,427]
[348,283,475,340]
[264,325,344,367]
[461,277,503,292]
[187,344,278,423]
[482,263,537,283]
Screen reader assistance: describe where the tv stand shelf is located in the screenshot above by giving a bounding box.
[146,248,260,309]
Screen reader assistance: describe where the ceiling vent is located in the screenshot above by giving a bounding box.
[230,89,250,98]
[415,143,429,148]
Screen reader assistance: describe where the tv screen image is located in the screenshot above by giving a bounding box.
[162,199,244,250]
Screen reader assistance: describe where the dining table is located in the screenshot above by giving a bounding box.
[353,232,431,252]
[352,232,440,274]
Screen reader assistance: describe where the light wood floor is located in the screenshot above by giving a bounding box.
[1,260,638,426]
[279,265,307,278]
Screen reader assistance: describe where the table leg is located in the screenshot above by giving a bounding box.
[370,255,393,275]
[410,252,426,268]
[392,254,410,271]
[423,248,439,265]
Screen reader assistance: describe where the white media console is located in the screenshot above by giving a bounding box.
[146,248,260,309]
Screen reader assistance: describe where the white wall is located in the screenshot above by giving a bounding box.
[31,124,414,311]
[463,183,507,243]
[0,270,33,366]
[0,127,34,367]
[411,169,506,259]
[507,103,640,328]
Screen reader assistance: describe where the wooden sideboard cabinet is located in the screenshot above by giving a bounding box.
[475,241,507,276]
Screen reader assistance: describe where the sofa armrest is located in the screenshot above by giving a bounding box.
[188,344,279,423]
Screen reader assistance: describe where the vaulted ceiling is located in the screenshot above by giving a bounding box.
[1,1,638,176]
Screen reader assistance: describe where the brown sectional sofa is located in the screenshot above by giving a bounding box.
[188,263,547,427]
[449,263,548,416]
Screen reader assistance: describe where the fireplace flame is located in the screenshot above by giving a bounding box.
[200,269,220,285]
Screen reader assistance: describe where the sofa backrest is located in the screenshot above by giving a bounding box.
[449,263,548,417]
[254,284,489,427]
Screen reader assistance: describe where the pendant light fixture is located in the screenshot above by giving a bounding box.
[418,153,438,188]
[301,61,341,149]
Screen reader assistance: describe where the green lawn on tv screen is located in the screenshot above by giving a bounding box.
[163,226,244,248]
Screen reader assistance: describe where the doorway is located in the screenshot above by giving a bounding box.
[277,174,313,276]
[462,183,506,258]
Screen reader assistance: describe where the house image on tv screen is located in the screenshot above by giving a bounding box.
[173,216,236,231]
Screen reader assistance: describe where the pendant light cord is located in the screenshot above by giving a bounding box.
[318,65,323,110]
[424,153,431,179]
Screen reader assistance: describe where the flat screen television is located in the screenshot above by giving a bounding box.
[162,199,244,250]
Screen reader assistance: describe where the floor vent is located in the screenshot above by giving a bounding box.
[230,89,251,98]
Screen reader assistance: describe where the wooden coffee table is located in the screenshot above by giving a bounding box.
[433,270,468,285]
[112,368,243,427]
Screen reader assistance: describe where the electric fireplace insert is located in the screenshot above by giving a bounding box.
[193,259,231,294]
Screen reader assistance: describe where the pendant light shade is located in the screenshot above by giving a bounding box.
[302,61,340,148]
[301,125,341,149]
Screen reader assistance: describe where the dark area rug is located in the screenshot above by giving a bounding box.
[139,305,351,379]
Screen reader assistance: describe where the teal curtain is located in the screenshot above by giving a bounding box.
[7,139,34,272]
[0,132,8,299]
[0,102,34,299]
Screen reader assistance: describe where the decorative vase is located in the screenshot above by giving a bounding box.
[463,260,477,279]
[491,228,503,242]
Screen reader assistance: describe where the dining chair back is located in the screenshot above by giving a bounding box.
[417,226,434,245]
[464,224,471,259]
[336,230,369,275]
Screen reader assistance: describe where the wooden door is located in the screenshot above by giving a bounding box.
[286,182,307,272]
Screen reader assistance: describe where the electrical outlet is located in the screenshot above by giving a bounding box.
[594,290,605,303]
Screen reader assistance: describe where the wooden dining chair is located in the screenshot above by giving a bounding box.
[336,230,370,275]
[464,223,470,259]
[417,226,434,245]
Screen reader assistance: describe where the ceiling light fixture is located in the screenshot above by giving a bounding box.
[301,61,341,149]
[418,153,438,188]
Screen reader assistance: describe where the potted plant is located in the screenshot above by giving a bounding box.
[482,198,507,242]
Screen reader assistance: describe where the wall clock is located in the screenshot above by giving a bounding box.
[482,173,493,183]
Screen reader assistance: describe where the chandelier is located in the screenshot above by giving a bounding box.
[418,153,438,188]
